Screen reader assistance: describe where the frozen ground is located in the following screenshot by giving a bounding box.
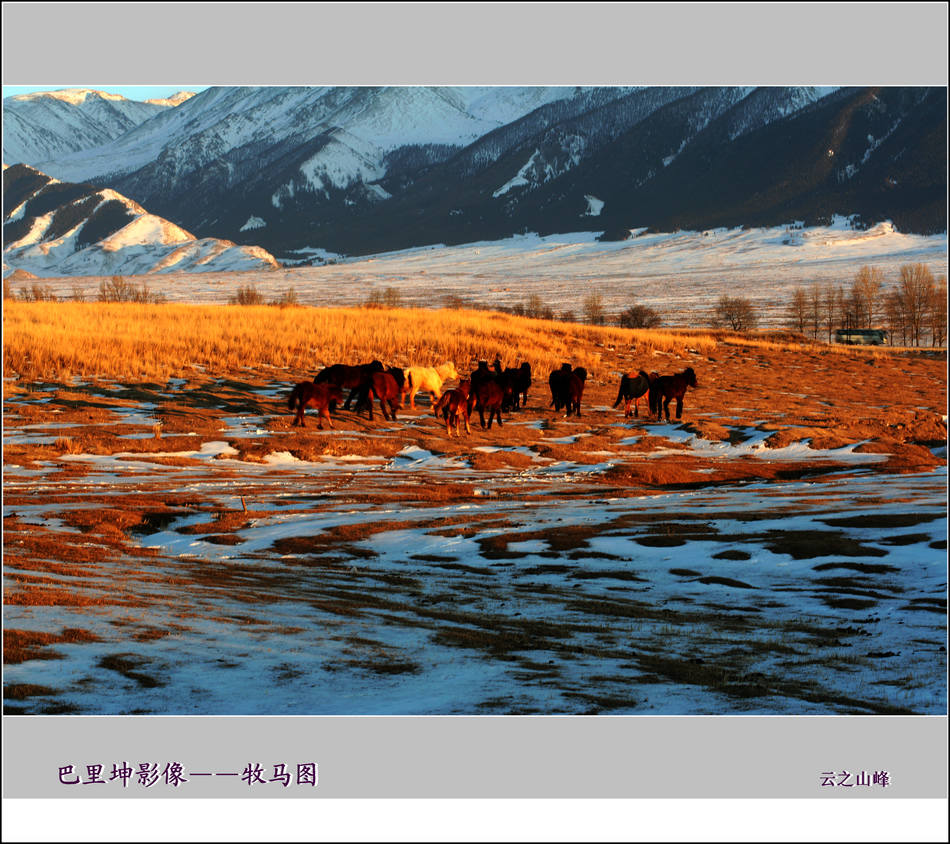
[3,368,946,715]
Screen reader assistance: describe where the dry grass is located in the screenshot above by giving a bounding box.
[4,628,103,664]
[3,300,719,380]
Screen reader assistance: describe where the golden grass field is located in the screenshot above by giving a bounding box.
[2,300,720,381]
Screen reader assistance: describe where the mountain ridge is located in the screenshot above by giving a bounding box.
[3,85,945,270]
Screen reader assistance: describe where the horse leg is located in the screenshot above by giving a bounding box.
[675,396,684,419]
[663,396,672,422]
[389,397,399,420]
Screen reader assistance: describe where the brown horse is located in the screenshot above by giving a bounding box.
[433,380,472,436]
[649,367,697,421]
[613,370,656,418]
[314,360,384,410]
[361,367,405,421]
[566,367,587,417]
[467,379,506,429]
[288,382,344,428]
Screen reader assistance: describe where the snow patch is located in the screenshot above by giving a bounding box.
[240,216,266,231]
[583,195,604,217]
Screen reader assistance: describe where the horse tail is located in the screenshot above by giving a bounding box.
[613,375,628,409]
[288,383,302,411]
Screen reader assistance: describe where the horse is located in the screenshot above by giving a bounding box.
[613,370,656,418]
[467,379,506,429]
[548,363,574,412]
[314,360,384,410]
[402,361,460,410]
[469,360,495,391]
[500,362,531,411]
[433,380,472,436]
[649,367,698,422]
[360,367,405,421]
[288,382,344,429]
[566,367,587,417]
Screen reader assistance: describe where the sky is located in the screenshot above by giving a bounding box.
[2,85,209,101]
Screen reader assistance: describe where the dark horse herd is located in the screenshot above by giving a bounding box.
[288,357,697,434]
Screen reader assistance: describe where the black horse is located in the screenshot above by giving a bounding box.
[613,370,656,418]
[548,363,573,413]
[550,364,586,416]
[501,362,531,411]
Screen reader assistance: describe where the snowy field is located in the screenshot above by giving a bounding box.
[22,218,947,329]
[3,369,946,715]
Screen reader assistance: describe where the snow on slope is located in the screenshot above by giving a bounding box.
[3,171,280,278]
[26,86,580,188]
[3,89,176,166]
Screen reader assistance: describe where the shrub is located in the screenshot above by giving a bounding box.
[99,276,135,302]
[270,288,299,308]
[98,276,164,304]
[618,304,662,329]
[231,285,265,305]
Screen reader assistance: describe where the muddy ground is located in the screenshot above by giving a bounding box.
[3,341,947,714]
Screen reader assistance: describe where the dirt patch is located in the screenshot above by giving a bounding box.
[97,654,166,688]
[762,530,889,560]
[4,627,103,664]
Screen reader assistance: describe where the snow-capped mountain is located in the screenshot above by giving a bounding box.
[4,85,945,266]
[3,164,278,278]
[2,88,192,170]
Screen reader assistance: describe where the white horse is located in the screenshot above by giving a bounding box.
[402,361,460,409]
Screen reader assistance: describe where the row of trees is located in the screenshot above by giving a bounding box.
[787,263,947,347]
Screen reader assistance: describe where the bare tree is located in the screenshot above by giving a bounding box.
[884,287,908,346]
[820,282,844,343]
[712,295,757,332]
[524,293,546,319]
[788,286,808,333]
[928,275,947,347]
[583,291,607,325]
[851,265,884,328]
[897,263,936,346]
[808,283,822,339]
